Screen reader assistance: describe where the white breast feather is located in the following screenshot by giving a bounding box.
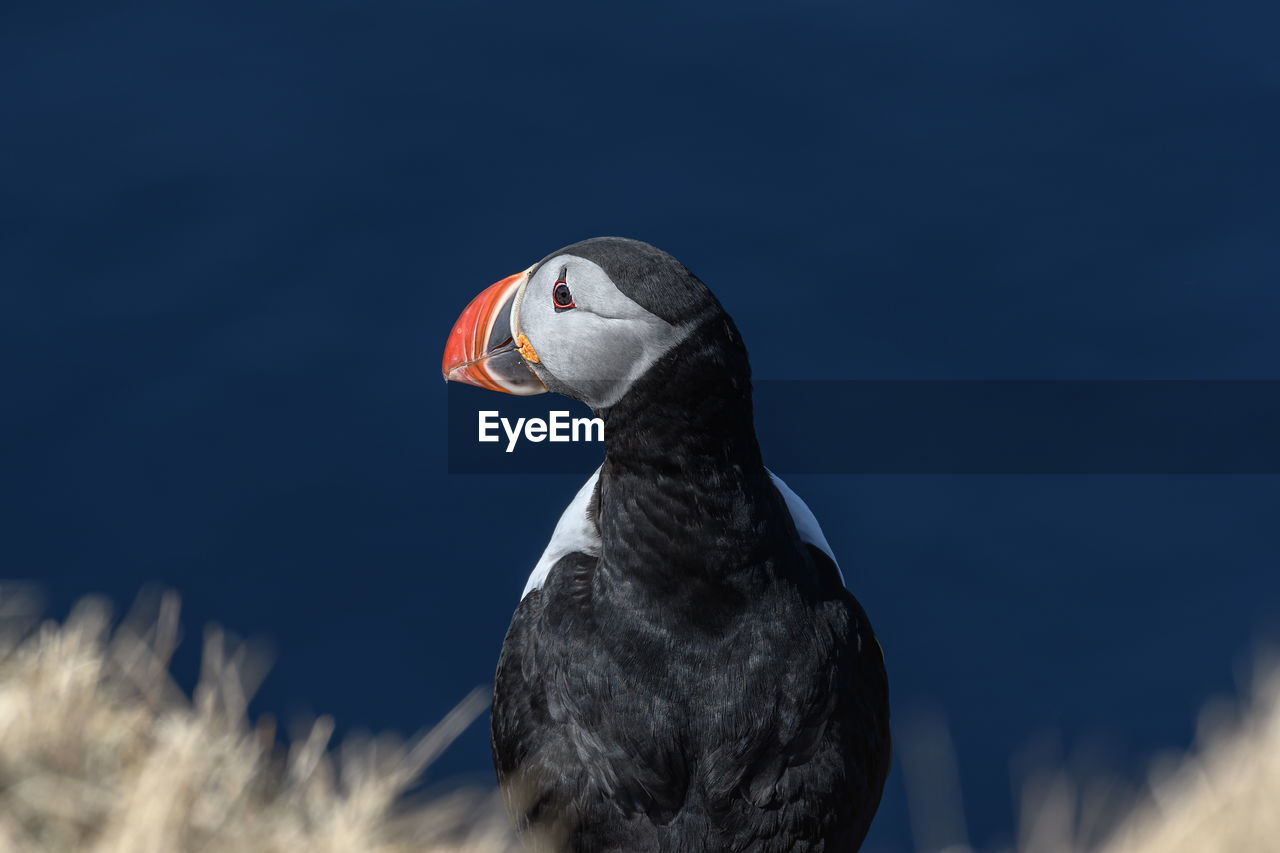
[522,466,602,598]
[767,469,846,586]
[521,467,845,597]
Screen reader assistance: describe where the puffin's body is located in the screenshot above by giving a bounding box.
[443,238,890,851]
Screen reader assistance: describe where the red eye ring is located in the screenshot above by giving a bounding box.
[553,270,575,310]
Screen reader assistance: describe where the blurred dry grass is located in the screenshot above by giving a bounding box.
[1074,654,1279,853]
[894,650,1280,853]
[0,589,518,853]
[0,587,1274,852]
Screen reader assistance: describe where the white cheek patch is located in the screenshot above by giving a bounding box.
[551,313,688,410]
[513,256,697,410]
[767,470,846,587]
[523,466,603,599]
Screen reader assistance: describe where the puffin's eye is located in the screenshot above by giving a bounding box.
[553,268,575,311]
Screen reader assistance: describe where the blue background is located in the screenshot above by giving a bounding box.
[3,1,1278,849]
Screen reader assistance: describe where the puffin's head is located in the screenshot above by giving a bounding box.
[442,237,724,410]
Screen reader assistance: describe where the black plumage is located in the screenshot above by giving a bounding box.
[488,240,890,851]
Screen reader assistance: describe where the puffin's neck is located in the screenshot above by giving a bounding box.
[600,317,762,476]
[592,317,789,609]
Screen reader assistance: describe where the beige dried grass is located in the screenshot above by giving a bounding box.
[1,588,1275,853]
[898,651,1280,853]
[0,589,517,853]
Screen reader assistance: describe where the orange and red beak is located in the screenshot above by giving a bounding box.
[442,270,547,395]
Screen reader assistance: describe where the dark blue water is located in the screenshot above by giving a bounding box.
[3,2,1278,849]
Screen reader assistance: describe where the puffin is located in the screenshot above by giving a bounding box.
[441,238,890,852]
